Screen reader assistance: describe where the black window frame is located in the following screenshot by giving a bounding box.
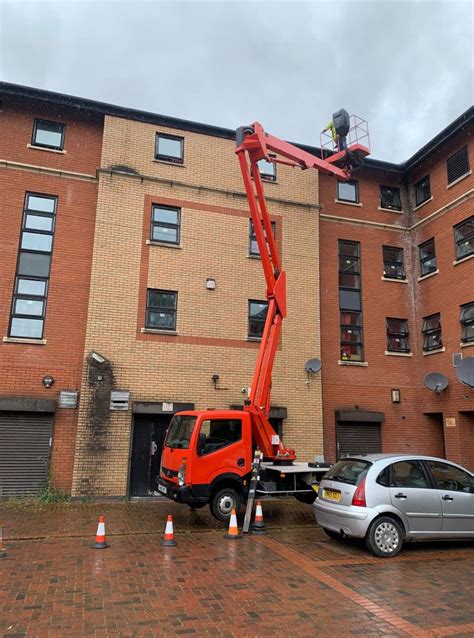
[338,240,363,361]
[249,219,276,257]
[380,185,402,211]
[257,154,277,182]
[414,175,431,207]
[460,302,474,344]
[454,216,474,261]
[418,238,437,277]
[337,179,359,204]
[8,192,57,340]
[154,133,184,164]
[248,299,269,339]
[146,289,178,331]
[197,418,243,456]
[32,119,65,150]
[386,317,410,353]
[151,204,181,245]
[422,313,443,352]
[383,245,406,280]
[447,146,470,185]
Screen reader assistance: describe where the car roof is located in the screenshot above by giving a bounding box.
[338,453,473,473]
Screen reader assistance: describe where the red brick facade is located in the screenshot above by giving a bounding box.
[0,95,102,492]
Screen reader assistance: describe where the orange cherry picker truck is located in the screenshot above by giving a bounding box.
[158,111,370,522]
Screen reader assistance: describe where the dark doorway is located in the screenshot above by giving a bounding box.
[129,414,172,496]
[422,412,445,458]
[336,421,382,459]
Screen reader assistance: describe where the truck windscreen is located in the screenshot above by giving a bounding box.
[165,415,197,449]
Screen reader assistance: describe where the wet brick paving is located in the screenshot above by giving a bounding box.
[1,499,473,637]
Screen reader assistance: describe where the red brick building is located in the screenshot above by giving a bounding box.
[319,109,473,469]
[0,85,103,495]
[0,82,472,498]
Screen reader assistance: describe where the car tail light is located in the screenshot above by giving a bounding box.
[351,477,366,507]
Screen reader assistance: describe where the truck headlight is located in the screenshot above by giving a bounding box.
[178,460,186,487]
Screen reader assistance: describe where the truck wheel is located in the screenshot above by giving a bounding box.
[365,516,403,558]
[210,487,242,523]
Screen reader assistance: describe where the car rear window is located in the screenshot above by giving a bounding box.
[324,459,371,486]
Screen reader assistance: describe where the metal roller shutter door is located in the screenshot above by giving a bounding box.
[337,422,381,459]
[0,412,53,497]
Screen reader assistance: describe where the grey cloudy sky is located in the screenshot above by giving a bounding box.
[1,0,472,162]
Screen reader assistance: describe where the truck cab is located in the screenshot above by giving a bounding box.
[158,410,253,521]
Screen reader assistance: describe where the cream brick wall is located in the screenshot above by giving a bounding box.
[72,115,322,496]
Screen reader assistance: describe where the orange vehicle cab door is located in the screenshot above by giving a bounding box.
[188,412,252,486]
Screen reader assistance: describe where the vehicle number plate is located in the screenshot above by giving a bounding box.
[323,488,341,502]
[158,484,167,495]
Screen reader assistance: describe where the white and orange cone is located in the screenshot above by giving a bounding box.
[161,514,177,547]
[250,500,266,535]
[0,524,6,558]
[91,515,110,549]
[224,508,242,540]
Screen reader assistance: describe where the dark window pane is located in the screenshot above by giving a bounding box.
[338,180,358,202]
[339,257,359,273]
[460,303,474,323]
[198,419,242,455]
[18,252,51,277]
[249,301,268,318]
[423,315,440,332]
[153,207,179,224]
[427,461,474,492]
[383,246,403,263]
[26,195,56,213]
[152,227,178,243]
[17,279,47,296]
[380,186,401,210]
[387,336,410,352]
[25,215,54,231]
[455,218,474,242]
[461,324,474,342]
[21,232,53,252]
[14,298,44,316]
[339,273,360,288]
[148,291,176,309]
[341,328,361,343]
[340,312,361,326]
[415,176,431,206]
[34,121,64,149]
[339,289,361,311]
[10,317,43,338]
[340,344,363,361]
[338,241,359,257]
[249,220,276,256]
[460,303,474,343]
[387,319,409,335]
[391,461,429,488]
[147,310,175,330]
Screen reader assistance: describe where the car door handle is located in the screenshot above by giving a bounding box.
[237,458,245,467]
[394,492,407,499]
[442,495,454,501]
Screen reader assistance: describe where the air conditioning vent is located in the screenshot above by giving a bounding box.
[110,391,131,411]
[452,352,463,368]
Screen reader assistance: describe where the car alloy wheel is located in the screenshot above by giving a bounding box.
[366,516,403,558]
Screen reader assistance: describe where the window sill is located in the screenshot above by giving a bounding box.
[460,341,474,349]
[338,360,368,367]
[246,336,262,342]
[146,240,183,249]
[418,269,439,282]
[381,276,408,283]
[152,158,186,168]
[141,328,178,336]
[378,207,404,214]
[3,336,47,345]
[447,171,471,189]
[414,196,433,211]
[453,253,474,266]
[335,199,362,207]
[247,254,262,260]
[27,144,66,155]
[384,351,413,357]
[423,347,446,356]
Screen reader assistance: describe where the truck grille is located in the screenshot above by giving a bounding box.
[162,466,178,479]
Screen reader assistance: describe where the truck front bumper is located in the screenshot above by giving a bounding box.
[157,479,209,506]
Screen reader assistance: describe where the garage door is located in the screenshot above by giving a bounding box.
[0,412,53,496]
[336,422,381,459]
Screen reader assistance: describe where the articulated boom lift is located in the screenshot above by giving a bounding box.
[235,118,370,463]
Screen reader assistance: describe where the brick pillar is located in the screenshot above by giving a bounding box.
[443,415,463,464]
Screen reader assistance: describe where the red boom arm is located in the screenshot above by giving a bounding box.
[235,122,369,461]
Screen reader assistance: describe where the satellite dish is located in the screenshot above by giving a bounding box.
[455,357,474,388]
[305,358,322,374]
[424,372,449,393]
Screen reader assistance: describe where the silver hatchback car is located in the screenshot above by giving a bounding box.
[314,454,474,557]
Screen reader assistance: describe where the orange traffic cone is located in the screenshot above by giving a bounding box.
[161,514,177,547]
[250,500,266,535]
[224,508,242,540]
[91,515,110,549]
[0,524,6,558]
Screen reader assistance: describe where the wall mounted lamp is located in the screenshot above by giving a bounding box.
[391,389,401,403]
[42,375,55,389]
